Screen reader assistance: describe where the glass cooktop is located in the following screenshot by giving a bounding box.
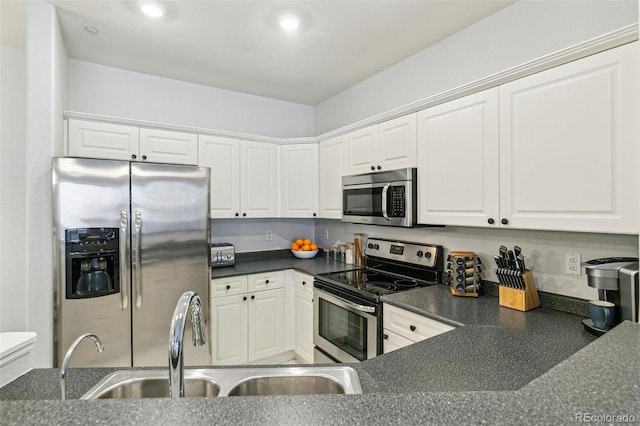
[317,268,425,297]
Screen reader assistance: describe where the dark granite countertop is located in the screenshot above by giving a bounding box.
[2,256,638,424]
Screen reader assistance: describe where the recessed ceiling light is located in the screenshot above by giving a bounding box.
[278,14,300,32]
[84,26,99,35]
[139,1,166,18]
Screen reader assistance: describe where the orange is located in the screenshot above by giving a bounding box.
[295,238,304,246]
[303,238,312,246]
[291,243,299,250]
[310,243,318,251]
[301,244,311,251]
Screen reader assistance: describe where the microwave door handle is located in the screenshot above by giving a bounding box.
[381,183,391,220]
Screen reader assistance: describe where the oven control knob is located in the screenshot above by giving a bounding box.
[368,243,373,249]
[416,250,423,258]
[373,244,379,250]
[425,252,432,259]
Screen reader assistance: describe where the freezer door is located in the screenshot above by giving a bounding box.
[131,162,211,366]
[53,158,132,367]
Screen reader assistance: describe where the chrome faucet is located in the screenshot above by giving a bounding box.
[169,291,206,398]
[60,333,103,400]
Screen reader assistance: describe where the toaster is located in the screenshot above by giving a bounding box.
[210,243,235,267]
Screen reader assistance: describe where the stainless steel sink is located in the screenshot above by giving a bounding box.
[81,366,362,399]
[81,370,220,399]
[227,375,346,396]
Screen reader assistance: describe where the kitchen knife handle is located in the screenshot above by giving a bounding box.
[381,183,391,221]
[119,209,129,310]
[134,210,143,309]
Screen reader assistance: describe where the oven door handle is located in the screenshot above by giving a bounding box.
[314,288,376,313]
[381,183,391,221]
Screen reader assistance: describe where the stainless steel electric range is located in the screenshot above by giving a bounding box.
[313,237,444,363]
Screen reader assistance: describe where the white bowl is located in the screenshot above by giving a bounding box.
[291,249,319,259]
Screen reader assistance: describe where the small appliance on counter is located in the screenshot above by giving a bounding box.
[446,251,482,297]
[210,243,235,267]
[581,257,639,335]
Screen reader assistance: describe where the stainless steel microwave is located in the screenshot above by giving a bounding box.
[342,167,417,227]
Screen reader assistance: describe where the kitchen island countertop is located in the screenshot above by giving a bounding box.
[1,256,638,424]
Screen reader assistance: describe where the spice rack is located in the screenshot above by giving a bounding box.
[446,251,481,297]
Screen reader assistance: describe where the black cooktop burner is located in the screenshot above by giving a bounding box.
[317,269,426,297]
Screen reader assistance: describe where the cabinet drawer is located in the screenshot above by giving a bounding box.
[382,329,413,354]
[294,272,314,295]
[211,276,248,298]
[383,304,454,342]
[248,271,284,292]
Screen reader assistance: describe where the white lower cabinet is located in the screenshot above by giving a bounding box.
[293,272,314,363]
[211,272,285,365]
[382,303,454,354]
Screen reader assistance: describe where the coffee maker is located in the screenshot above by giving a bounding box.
[581,257,639,335]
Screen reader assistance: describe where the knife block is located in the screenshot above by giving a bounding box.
[498,270,540,311]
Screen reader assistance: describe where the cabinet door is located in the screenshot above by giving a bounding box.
[211,294,248,365]
[382,329,413,354]
[499,43,638,233]
[240,141,279,218]
[294,286,314,363]
[318,136,348,219]
[139,128,198,165]
[248,288,285,362]
[377,114,417,171]
[417,89,500,226]
[347,125,377,174]
[198,135,241,218]
[67,119,139,161]
[280,144,318,218]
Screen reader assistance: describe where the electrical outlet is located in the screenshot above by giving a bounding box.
[565,253,581,276]
[266,230,273,241]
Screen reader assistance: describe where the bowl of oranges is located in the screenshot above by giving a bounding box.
[291,238,319,259]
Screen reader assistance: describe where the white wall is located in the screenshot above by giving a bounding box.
[67,59,315,138]
[315,0,638,134]
[315,220,638,301]
[212,218,314,253]
[0,42,27,332]
[24,1,68,367]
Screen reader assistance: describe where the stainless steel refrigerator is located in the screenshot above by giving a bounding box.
[53,157,211,367]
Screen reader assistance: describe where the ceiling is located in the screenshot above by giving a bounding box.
[48,1,515,106]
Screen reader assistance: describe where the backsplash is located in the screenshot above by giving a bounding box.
[211,218,316,253]
[314,219,638,301]
[209,218,637,301]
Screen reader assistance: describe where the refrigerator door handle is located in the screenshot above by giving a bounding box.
[134,210,143,309]
[119,209,129,310]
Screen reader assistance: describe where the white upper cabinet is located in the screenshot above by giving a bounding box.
[139,128,198,165]
[67,119,197,165]
[499,42,638,233]
[347,124,378,174]
[318,135,348,219]
[67,120,139,161]
[347,114,417,175]
[376,114,418,171]
[198,135,241,218]
[417,88,500,226]
[240,140,279,218]
[280,144,318,218]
